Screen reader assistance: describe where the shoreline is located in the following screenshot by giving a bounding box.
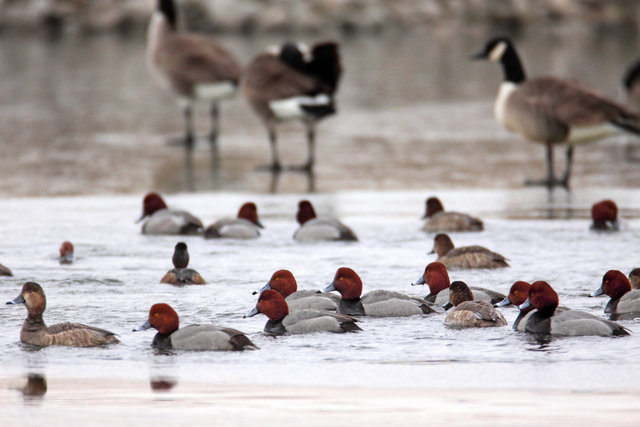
[3,378,640,425]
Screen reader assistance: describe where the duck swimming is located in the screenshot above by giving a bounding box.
[590,200,619,231]
[443,281,507,327]
[7,282,119,347]
[520,281,628,336]
[590,270,640,319]
[0,262,13,276]
[205,202,263,239]
[244,289,360,335]
[59,241,74,265]
[421,197,483,232]
[134,303,257,351]
[256,269,338,311]
[324,267,435,317]
[293,200,358,242]
[430,233,508,269]
[411,261,505,305]
[495,281,534,330]
[138,192,203,235]
[160,242,206,285]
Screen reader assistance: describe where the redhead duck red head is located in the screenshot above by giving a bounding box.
[495,281,531,307]
[324,267,363,299]
[590,200,619,231]
[591,270,640,317]
[412,262,450,300]
[296,200,317,225]
[135,303,257,351]
[139,192,168,221]
[59,241,74,265]
[7,282,119,347]
[238,202,263,228]
[260,269,298,299]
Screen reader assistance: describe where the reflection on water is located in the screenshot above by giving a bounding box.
[21,373,47,400]
[150,376,178,393]
[1,29,640,196]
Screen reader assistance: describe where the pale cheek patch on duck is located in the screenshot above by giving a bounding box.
[194,82,236,101]
[269,94,331,120]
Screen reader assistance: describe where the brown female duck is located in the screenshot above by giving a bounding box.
[7,282,119,347]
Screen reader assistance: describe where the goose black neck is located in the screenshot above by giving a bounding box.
[158,0,177,29]
[500,46,526,84]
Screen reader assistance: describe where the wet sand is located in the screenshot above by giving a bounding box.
[3,378,640,426]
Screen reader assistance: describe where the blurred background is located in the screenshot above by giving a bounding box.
[1,0,640,196]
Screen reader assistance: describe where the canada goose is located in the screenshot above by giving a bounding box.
[472,37,640,188]
[147,0,242,155]
[244,41,341,171]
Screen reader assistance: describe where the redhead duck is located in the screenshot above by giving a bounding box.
[430,233,508,269]
[629,268,640,290]
[244,42,341,171]
[590,270,640,319]
[138,192,203,235]
[134,303,257,351]
[160,242,206,285]
[293,200,358,242]
[0,262,13,276]
[411,262,505,306]
[59,241,74,265]
[6,282,119,347]
[205,202,263,239]
[256,269,338,311]
[421,197,484,232]
[590,200,619,231]
[495,281,536,330]
[324,267,435,317]
[520,281,628,336]
[443,281,507,327]
[244,289,360,335]
[497,281,571,331]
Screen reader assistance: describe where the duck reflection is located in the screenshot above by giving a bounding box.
[150,376,178,393]
[21,373,47,399]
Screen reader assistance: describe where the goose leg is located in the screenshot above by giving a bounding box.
[268,124,282,172]
[209,102,219,150]
[559,145,573,189]
[525,143,560,188]
[292,122,315,172]
[182,104,195,153]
